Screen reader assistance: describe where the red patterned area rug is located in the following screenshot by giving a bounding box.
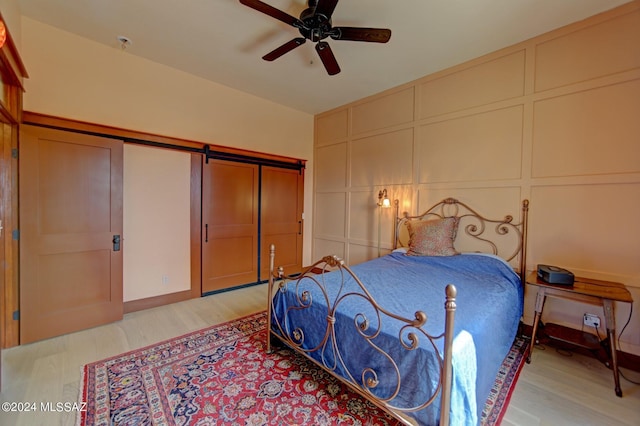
[78,311,527,426]
[480,336,528,425]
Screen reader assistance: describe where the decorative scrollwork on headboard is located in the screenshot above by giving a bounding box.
[395,198,529,278]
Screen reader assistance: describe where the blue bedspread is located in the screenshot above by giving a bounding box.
[271,252,523,425]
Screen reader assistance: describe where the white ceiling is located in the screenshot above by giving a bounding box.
[17,0,631,114]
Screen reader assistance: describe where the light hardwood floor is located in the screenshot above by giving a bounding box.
[0,284,638,425]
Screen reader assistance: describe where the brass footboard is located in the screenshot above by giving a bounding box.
[266,244,457,426]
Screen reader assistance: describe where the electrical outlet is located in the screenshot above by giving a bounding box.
[162,275,169,286]
[583,313,600,328]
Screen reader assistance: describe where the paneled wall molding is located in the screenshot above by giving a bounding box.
[415,99,527,128]
[345,122,417,143]
[313,2,640,353]
[531,70,640,102]
[530,173,640,187]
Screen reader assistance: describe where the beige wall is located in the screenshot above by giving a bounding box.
[314,3,640,354]
[0,0,20,46]
[19,17,314,301]
[123,145,191,302]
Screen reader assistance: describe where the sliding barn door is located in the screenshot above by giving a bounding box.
[20,126,124,343]
[202,160,259,293]
[260,166,303,279]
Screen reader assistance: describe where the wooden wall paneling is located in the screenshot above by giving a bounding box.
[315,143,348,190]
[314,192,347,240]
[418,50,526,119]
[534,8,640,92]
[351,88,414,135]
[350,129,414,187]
[313,239,346,261]
[314,107,350,263]
[311,1,640,354]
[532,79,640,178]
[348,243,381,265]
[417,106,524,183]
[528,184,640,280]
[348,191,378,245]
[316,109,348,146]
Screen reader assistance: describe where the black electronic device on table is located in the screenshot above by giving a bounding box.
[537,264,575,286]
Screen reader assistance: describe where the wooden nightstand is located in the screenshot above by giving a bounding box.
[525,271,633,397]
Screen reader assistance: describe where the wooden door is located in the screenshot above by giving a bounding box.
[202,160,259,293]
[20,126,124,343]
[260,166,303,279]
[0,157,3,386]
[0,122,7,384]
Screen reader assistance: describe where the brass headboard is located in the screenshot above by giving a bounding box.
[395,198,529,284]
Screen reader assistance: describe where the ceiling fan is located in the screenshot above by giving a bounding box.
[239,0,391,75]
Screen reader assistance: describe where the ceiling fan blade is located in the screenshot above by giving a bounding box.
[262,38,306,61]
[331,27,391,43]
[239,0,302,27]
[315,41,340,75]
[314,0,339,18]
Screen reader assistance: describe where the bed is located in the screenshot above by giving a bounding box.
[266,197,529,425]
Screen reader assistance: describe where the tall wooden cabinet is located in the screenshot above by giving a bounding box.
[201,158,304,294]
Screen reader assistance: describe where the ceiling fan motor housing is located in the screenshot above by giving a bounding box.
[299,8,332,42]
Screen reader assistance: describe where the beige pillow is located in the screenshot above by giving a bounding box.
[406,217,460,256]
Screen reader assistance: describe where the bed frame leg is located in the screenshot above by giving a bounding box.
[439,284,457,426]
[266,244,276,354]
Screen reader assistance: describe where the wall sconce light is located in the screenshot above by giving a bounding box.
[377,189,391,257]
[378,189,391,208]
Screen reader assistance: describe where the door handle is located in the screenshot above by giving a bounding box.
[205,224,208,243]
[113,234,121,251]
